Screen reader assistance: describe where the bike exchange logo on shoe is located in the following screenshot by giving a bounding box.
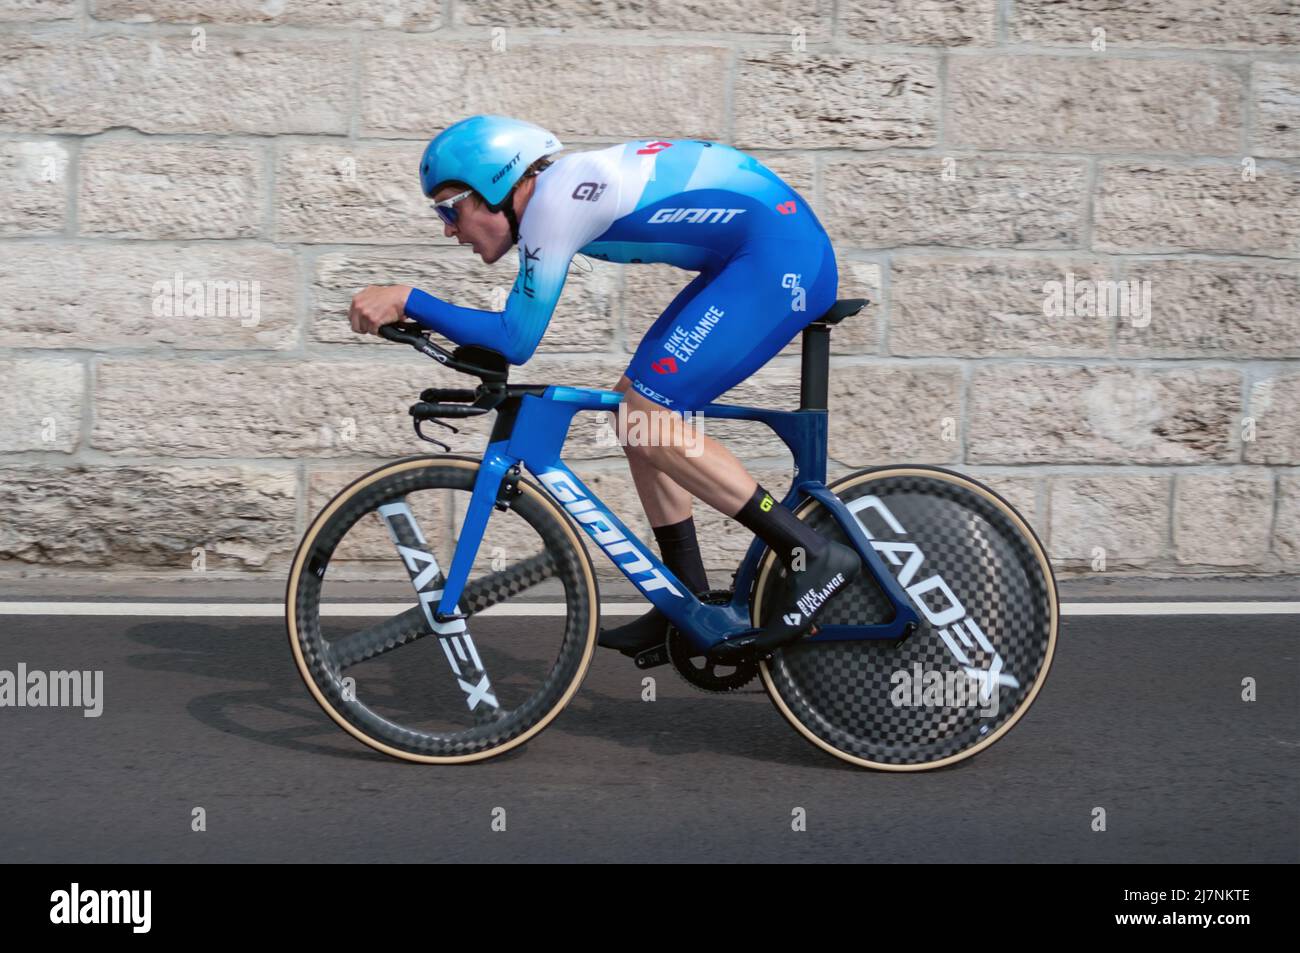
[795,571,846,619]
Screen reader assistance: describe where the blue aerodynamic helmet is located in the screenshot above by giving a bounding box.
[419,115,563,209]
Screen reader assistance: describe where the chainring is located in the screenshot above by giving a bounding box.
[667,590,761,693]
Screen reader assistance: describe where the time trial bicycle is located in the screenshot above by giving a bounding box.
[286,299,1058,769]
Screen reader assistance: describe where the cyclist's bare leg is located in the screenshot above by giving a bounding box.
[597,377,751,653]
[613,376,756,518]
[626,456,692,526]
[607,377,860,661]
[612,378,692,526]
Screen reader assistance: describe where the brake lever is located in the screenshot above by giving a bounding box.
[413,417,457,451]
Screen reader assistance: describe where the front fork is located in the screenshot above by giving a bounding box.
[434,445,518,621]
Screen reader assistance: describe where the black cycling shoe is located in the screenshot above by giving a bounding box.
[706,541,861,665]
[598,607,671,657]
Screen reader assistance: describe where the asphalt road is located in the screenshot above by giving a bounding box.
[0,593,1295,863]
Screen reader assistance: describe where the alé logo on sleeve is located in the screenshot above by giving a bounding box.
[571,182,607,201]
[538,470,683,598]
[847,494,1020,700]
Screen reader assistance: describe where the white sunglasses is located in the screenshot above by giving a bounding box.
[430,188,475,226]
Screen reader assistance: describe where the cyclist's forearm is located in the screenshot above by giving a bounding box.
[403,287,512,356]
[402,287,546,365]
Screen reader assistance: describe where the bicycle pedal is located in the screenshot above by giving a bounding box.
[633,644,670,669]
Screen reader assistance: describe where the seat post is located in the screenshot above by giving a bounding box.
[799,322,831,411]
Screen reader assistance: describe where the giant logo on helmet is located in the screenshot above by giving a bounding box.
[492,151,523,184]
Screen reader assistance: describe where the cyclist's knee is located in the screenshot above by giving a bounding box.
[620,390,702,462]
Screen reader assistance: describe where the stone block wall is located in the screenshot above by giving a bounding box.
[1,1,1296,579]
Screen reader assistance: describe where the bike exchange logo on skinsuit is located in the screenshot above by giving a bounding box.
[663,305,723,364]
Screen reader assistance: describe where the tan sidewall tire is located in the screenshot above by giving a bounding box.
[285,456,599,764]
[753,466,1059,772]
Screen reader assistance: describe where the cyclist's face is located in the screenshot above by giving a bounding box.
[433,186,512,264]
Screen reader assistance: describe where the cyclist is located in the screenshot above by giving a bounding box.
[349,115,860,660]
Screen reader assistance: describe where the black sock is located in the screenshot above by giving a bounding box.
[652,516,709,595]
[733,485,827,571]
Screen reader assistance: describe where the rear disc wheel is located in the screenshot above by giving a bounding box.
[752,466,1059,771]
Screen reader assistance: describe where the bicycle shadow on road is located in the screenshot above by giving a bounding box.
[118,618,992,774]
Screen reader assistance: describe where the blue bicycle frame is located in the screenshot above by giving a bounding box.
[432,386,921,655]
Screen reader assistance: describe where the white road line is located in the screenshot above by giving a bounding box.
[1061,602,1300,616]
[0,601,1297,616]
[0,602,640,617]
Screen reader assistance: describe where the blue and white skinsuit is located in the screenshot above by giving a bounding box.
[403,139,839,411]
